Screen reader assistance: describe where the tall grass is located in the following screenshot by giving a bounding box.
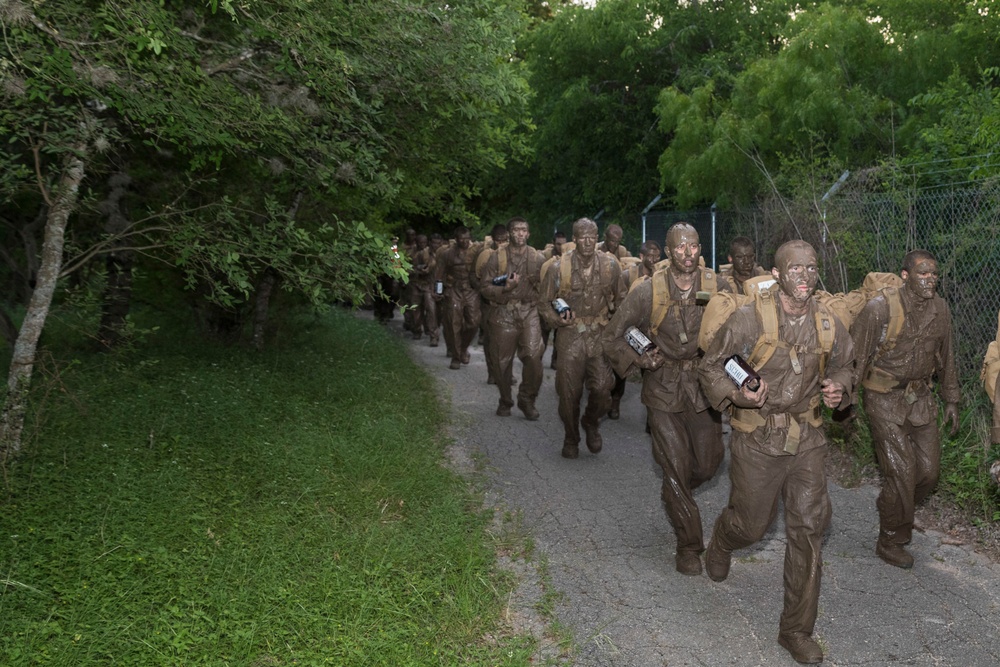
[0,309,534,666]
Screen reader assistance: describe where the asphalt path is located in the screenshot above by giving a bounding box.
[380,312,1000,666]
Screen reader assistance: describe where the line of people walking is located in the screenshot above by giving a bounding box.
[394,217,982,665]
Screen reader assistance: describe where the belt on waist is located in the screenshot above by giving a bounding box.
[862,366,929,395]
[731,398,822,455]
[661,357,699,371]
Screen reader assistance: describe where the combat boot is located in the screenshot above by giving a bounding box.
[517,399,539,421]
[582,421,602,453]
[561,439,579,459]
[608,398,621,420]
[675,551,701,576]
[705,537,731,582]
[876,539,914,569]
[777,632,823,664]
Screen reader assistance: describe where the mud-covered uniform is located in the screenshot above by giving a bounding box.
[434,244,481,366]
[480,246,545,414]
[604,269,730,559]
[597,242,632,263]
[469,241,496,379]
[851,287,959,549]
[719,264,769,295]
[539,251,624,451]
[700,293,854,639]
[410,245,438,345]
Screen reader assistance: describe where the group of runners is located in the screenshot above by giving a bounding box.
[388,217,994,665]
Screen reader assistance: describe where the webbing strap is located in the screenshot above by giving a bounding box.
[651,268,718,335]
[748,287,834,376]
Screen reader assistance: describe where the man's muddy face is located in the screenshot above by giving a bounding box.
[731,247,756,276]
[604,228,622,253]
[415,235,428,251]
[574,227,598,259]
[772,247,819,305]
[429,238,443,252]
[456,231,472,250]
[641,246,661,272]
[667,227,700,274]
[902,258,938,301]
[509,222,529,248]
[553,237,565,255]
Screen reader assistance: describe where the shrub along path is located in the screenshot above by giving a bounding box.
[388,312,1000,666]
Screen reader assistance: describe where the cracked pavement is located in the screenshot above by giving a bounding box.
[386,314,1000,666]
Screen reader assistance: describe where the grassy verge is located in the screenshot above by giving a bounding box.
[0,309,535,666]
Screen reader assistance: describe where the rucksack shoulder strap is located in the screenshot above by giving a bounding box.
[558,251,574,298]
[882,287,904,351]
[650,269,672,332]
[748,287,781,371]
[749,288,835,376]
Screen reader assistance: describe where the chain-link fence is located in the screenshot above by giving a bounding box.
[643,181,1000,386]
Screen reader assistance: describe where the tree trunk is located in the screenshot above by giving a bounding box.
[0,145,87,459]
[97,172,135,349]
[251,268,278,351]
[250,192,302,351]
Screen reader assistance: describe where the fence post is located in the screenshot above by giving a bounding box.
[641,194,662,244]
[710,202,717,270]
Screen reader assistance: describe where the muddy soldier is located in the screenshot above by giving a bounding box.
[699,240,854,665]
[408,234,438,345]
[603,223,730,575]
[719,236,769,295]
[480,217,544,420]
[400,227,419,334]
[607,240,663,420]
[539,218,624,458]
[851,250,960,569]
[433,227,480,370]
[985,310,1000,486]
[619,240,661,294]
[596,223,631,261]
[541,231,568,369]
[472,224,510,385]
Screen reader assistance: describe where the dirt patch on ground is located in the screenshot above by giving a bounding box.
[826,445,1000,563]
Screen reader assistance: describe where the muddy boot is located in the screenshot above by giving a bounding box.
[449,358,461,370]
[608,397,621,420]
[496,402,512,417]
[675,550,702,577]
[876,536,914,569]
[582,420,602,453]
[561,439,579,459]
[517,399,539,421]
[705,537,731,582]
[777,633,823,664]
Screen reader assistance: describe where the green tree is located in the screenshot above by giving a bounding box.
[655,0,1000,207]
[0,0,529,458]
